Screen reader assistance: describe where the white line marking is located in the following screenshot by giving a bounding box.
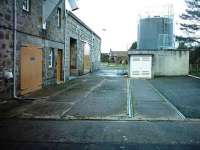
[127,79,130,117]
[60,105,74,117]
[127,79,133,118]
[84,79,106,98]
[188,75,200,80]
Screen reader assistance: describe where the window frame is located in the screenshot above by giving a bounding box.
[22,0,30,12]
[48,48,54,68]
[57,8,61,28]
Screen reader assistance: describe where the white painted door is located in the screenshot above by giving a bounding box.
[130,55,152,78]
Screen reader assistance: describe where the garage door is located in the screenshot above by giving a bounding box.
[130,55,152,79]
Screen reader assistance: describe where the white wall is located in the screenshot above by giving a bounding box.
[128,50,189,77]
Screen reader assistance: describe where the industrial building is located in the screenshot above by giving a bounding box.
[129,7,189,79]
[128,50,189,79]
[137,17,174,50]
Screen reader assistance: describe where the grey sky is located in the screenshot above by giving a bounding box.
[73,0,186,52]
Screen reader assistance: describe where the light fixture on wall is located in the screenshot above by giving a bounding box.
[68,0,79,11]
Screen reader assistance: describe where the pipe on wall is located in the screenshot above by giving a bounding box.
[13,0,17,98]
[12,0,39,100]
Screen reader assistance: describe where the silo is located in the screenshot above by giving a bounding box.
[137,17,174,50]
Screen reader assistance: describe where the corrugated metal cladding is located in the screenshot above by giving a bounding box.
[137,17,175,50]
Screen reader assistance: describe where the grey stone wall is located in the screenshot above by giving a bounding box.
[91,35,101,71]
[0,0,65,95]
[0,0,101,96]
[15,0,65,90]
[16,0,43,36]
[46,0,65,43]
[66,12,101,75]
[44,0,65,85]
[0,0,13,70]
[0,0,14,94]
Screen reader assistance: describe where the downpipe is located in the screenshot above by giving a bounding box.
[12,0,19,100]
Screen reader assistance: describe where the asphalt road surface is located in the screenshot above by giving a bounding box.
[1,69,200,149]
[150,76,200,118]
[10,70,128,120]
[0,120,200,150]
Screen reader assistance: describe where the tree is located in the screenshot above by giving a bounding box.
[190,46,200,64]
[179,0,200,44]
[101,53,109,62]
[176,35,192,48]
[129,42,137,50]
[177,41,188,49]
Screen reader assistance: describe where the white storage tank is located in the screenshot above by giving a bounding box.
[137,16,175,50]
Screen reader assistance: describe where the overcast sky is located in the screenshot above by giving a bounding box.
[73,0,186,52]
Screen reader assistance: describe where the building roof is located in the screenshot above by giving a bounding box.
[110,51,128,57]
[67,11,101,40]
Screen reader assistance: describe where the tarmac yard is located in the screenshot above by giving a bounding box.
[1,71,200,121]
[150,76,200,119]
[1,69,200,149]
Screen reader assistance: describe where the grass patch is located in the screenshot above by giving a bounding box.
[190,72,200,77]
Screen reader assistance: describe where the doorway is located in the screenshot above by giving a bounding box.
[20,45,42,95]
[56,49,63,83]
[83,42,91,74]
[70,38,77,75]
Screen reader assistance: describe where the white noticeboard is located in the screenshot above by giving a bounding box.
[130,55,152,79]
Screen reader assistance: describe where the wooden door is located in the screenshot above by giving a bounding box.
[20,45,42,95]
[56,50,62,82]
[83,43,91,73]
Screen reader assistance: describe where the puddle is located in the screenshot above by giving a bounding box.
[95,69,128,77]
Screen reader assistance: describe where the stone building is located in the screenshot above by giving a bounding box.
[0,0,101,97]
[66,12,101,76]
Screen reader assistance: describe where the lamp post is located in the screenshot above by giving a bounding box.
[101,28,108,53]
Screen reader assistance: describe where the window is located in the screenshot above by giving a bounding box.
[48,48,54,68]
[57,8,61,27]
[42,21,46,30]
[23,0,30,12]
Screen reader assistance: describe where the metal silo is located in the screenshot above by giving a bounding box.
[137,16,175,50]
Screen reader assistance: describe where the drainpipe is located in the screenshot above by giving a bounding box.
[64,4,67,82]
[12,0,23,100]
[13,0,17,99]
[91,32,94,72]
